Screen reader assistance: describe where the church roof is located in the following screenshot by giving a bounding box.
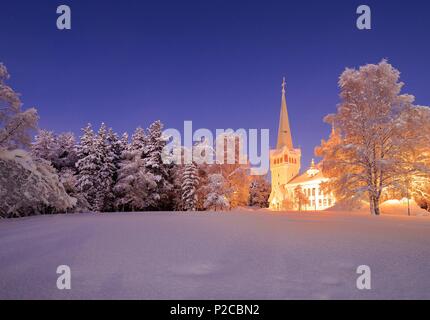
[276,77,294,150]
[287,161,327,185]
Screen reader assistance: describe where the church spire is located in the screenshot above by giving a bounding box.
[276,77,294,150]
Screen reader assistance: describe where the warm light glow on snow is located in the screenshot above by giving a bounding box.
[384,199,402,205]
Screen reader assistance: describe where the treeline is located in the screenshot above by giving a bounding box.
[0,63,270,218]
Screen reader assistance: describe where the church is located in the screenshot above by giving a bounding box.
[268,78,336,211]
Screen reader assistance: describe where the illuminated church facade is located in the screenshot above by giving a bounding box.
[268,78,336,211]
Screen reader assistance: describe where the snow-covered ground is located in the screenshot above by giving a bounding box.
[1,210,430,299]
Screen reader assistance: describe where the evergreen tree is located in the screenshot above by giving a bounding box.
[31,129,57,162]
[55,132,77,171]
[59,167,89,212]
[106,129,129,211]
[249,176,271,208]
[181,162,199,211]
[131,127,146,156]
[143,120,173,209]
[32,130,77,172]
[120,132,130,153]
[93,123,116,212]
[76,123,99,210]
[107,129,124,177]
[204,173,231,211]
[114,148,157,211]
[170,162,185,211]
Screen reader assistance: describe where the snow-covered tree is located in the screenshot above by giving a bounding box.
[75,123,99,210]
[392,106,430,212]
[316,60,419,215]
[32,130,78,173]
[248,175,271,208]
[93,123,116,212]
[75,123,119,212]
[113,148,157,211]
[131,126,146,155]
[107,128,124,166]
[143,120,173,209]
[181,162,199,211]
[54,132,77,170]
[415,184,430,212]
[59,167,89,212]
[169,159,185,211]
[211,132,251,208]
[119,132,130,153]
[31,129,57,162]
[0,149,75,218]
[195,165,209,211]
[0,63,38,150]
[107,128,124,178]
[204,173,231,211]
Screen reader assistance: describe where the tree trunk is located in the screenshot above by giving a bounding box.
[369,195,380,215]
[373,199,380,215]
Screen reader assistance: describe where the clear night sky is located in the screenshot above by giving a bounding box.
[1,0,429,169]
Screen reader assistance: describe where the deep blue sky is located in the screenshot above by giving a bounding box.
[1,0,429,169]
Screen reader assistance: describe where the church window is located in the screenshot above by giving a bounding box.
[318,199,322,206]
[284,155,288,162]
[323,199,327,206]
[312,188,315,196]
[328,199,332,206]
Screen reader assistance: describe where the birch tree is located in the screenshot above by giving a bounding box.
[0,63,38,149]
[316,60,417,215]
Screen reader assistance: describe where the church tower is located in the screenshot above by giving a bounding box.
[276,78,293,150]
[268,77,301,210]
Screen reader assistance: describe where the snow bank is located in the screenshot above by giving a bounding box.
[327,199,428,217]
